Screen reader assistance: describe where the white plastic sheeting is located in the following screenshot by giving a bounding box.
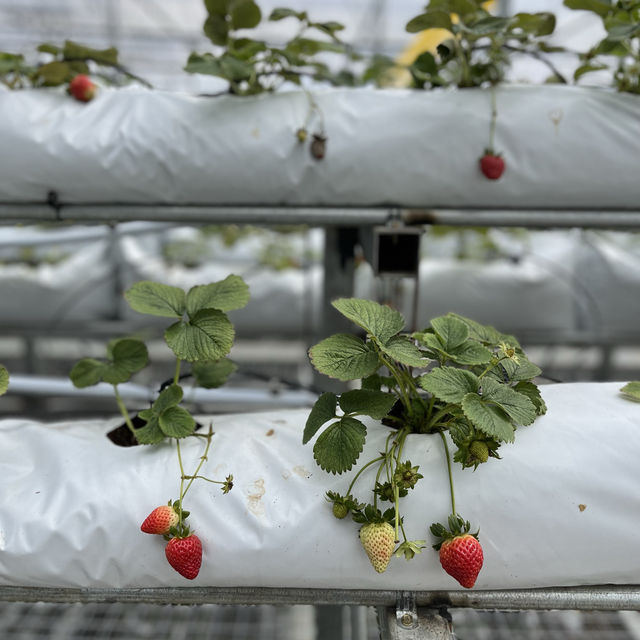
[1,85,639,209]
[1,381,638,590]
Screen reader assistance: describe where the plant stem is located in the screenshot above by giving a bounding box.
[373,432,394,510]
[378,352,413,418]
[113,385,137,437]
[182,475,225,485]
[346,455,385,497]
[438,430,456,517]
[478,355,507,380]
[426,404,455,431]
[181,425,214,499]
[173,358,181,386]
[489,85,497,151]
[176,437,186,527]
[392,428,410,542]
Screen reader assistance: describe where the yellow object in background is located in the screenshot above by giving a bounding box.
[389,1,497,86]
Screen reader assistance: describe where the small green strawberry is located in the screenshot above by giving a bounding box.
[359,522,396,573]
[325,491,362,520]
[469,440,489,464]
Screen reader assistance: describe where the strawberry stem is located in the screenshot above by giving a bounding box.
[113,385,137,437]
[489,85,498,152]
[176,437,186,528]
[173,358,181,385]
[438,430,457,517]
[181,425,214,500]
[346,455,385,497]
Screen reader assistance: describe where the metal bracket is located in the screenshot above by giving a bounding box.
[377,592,453,640]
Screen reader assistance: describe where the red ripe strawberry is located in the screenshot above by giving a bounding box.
[69,74,96,102]
[479,150,505,180]
[165,534,203,580]
[431,514,483,589]
[140,505,179,535]
[439,533,484,589]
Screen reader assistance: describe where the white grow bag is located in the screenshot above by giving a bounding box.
[1,381,638,590]
[0,85,638,210]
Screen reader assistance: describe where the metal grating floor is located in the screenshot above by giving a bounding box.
[0,602,315,640]
[451,609,640,640]
[1,602,640,640]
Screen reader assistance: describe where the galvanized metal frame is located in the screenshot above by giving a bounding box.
[4,203,640,229]
[0,586,639,611]
[2,202,639,624]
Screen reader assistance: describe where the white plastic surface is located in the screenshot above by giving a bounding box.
[1,382,639,590]
[0,85,639,209]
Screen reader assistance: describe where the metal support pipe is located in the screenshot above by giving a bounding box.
[1,586,639,610]
[5,203,640,229]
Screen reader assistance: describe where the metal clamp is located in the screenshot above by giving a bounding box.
[377,593,453,639]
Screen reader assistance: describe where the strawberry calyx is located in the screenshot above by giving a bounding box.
[395,539,426,560]
[351,503,395,526]
[162,498,191,541]
[482,148,502,158]
[430,513,479,551]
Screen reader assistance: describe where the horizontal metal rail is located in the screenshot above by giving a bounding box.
[4,203,640,229]
[0,586,639,611]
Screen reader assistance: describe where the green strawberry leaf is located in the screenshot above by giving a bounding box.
[313,416,367,474]
[309,333,380,381]
[419,367,479,403]
[495,357,542,382]
[134,416,166,445]
[192,358,237,389]
[70,358,105,388]
[185,275,249,315]
[379,335,430,368]
[158,406,196,438]
[431,315,469,352]
[0,365,9,396]
[620,381,640,402]
[230,0,262,30]
[339,389,397,420]
[514,380,547,415]
[481,378,537,426]
[447,313,503,346]
[303,392,338,444]
[332,298,404,344]
[461,393,515,442]
[447,340,493,365]
[164,308,234,362]
[70,338,148,387]
[101,338,149,384]
[124,281,186,318]
[154,384,183,414]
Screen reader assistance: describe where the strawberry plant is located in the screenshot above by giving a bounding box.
[185,1,352,95]
[0,40,149,92]
[0,365,8,397]
[565,0,640,94]
[621,381,640,401]
[304,298,546,585]
[70,275,248,579]
[405,1,564,88]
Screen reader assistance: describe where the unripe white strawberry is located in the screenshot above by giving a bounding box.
[359,522,396,573]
